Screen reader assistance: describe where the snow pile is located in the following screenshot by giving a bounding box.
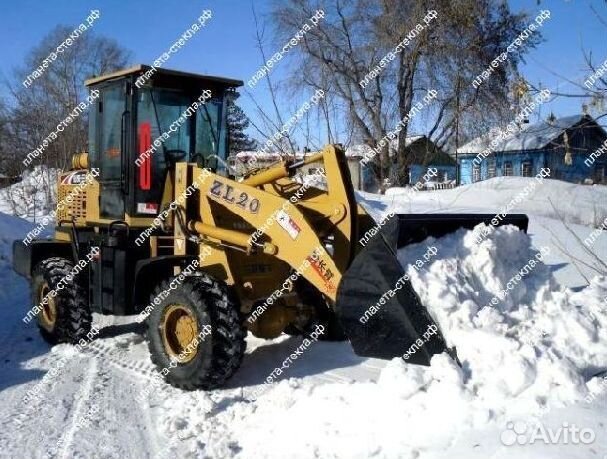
[155,224,607,458]
[402,224,607,418]
[372,176,607,228]
[0,167,59,221]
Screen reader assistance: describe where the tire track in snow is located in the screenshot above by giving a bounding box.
[81,339,167,458]
[0,349,95,458]
[93,352,162,459]
[4,348,85,436]
[57,358,98,459]
[138,394,162,459]
[83,337,225,457]
[85,340,159,382]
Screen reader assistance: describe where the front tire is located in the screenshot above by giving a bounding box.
[293,278,347,342]
[146,273,246,390]
[31,257,92,345]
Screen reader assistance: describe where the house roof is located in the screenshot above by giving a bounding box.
[235,151,283,161]
[457,114,602,155]
[233,136,457,166]
[233,137,428,161]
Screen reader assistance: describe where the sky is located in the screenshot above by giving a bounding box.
[509,0,607,120]
[0,0,271,111]
[0,0,605,144]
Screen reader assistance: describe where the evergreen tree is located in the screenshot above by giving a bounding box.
[227,93,257,153]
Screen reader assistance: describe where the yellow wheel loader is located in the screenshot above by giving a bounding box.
[13,65,528,389]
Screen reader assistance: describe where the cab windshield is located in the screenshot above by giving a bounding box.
[138,88,224,160]
[135,87,226,214]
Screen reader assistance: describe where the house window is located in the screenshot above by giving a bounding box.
[473,163,481,182]
[488,160,496,178]
[521,161,533,177]
[503,162,513,176]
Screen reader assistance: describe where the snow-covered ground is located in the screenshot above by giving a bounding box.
[0,167,59,222]
[366,177,607,289]
[0,176,606,458]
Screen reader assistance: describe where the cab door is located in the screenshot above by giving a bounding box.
[94,81,130,219]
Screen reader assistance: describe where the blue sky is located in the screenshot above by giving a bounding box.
[0,0,605,142]
[509,0,607,119]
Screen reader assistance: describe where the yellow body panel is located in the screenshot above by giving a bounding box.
[179,145,355,304]
[54,144,367,337]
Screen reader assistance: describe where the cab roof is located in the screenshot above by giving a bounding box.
[84,64,243,89]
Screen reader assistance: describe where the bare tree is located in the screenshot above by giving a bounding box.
[242,1,343,175]
[0,26,130,218]
[545,200,607,282]
[271,0,541,186]
[0,97,12,176]
[4,25,131,173]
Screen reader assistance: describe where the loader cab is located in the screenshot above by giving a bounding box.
[85,65,243,220]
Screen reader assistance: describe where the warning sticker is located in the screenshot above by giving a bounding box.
[61,170,88,185]
[137,203,158,215]
[276,210,301,240]
[306,247,337,293]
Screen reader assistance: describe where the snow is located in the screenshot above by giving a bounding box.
[377,176,607,287]
[457,114,588,154]
[0,176,606,458]
[164,225,607,459]
[402,226,607,415]
[0,167,59,222]
[381,176,607,227]
[234,136,427,161]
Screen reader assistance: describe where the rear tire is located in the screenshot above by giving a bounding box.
[31,257,92,345]
[146,273,246,390]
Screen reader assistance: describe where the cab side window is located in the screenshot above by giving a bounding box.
[99,84,124,182]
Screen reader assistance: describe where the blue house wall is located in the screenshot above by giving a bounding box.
[459,151,548,184]
[410,164,457,184]
[361,164,379,191]
[361,163,457,191]
[458,120,607,184]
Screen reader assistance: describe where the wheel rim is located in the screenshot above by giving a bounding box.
[160,304,200,363]
[38,282,57,332]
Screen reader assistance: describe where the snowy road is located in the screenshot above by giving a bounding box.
[0,307,388,459]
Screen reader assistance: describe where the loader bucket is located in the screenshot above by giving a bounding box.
[336,212,529,363]
[335,216,447,364]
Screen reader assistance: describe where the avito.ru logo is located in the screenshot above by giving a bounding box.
[501,421,595,446]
